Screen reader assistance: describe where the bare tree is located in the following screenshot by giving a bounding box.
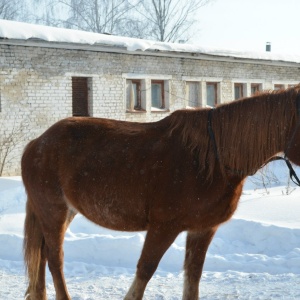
[0,0,28,21]
[27,0,68,26]
[0,118,29,176]
[17,0,211,42]
[56,0,136,34]
[118,17,149,39]
[135,0,211,42]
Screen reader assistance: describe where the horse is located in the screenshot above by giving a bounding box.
[22,85,300,300]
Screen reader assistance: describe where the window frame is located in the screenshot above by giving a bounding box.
[251,83,262,95]
[132,80,142,110]
[206,82,218,107]
[272,82,299,91]
[234,83,244,100]
[151,80,165,110]
[123,74,172,113]
[186,81,201,108]
[126,79,144,111]
[274,84,285,91]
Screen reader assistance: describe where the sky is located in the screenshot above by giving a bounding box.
[191,0,300,55]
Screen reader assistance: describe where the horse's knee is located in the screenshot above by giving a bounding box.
[136,260,157,281]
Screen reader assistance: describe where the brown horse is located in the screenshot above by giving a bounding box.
[22,86,300,300]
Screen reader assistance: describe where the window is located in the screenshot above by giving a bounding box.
[251,83,262,95]
[72,77,89,116]
[274,83,299,90]
[126,79,144,111]
[234,83,245,100]
[206,82,218,107]
[274,84,285,90]
[123,74,171,113]
[186,81,201,107]
[151,80,165,109]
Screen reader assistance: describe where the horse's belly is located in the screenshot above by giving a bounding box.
[88,208,148,231]
[67,195,148,231]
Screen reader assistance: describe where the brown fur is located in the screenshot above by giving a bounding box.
[22,86,300,299]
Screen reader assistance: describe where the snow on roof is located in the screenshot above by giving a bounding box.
[1,19,300,64]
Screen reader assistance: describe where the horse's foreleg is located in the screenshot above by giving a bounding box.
[124,224,180,300]
[182,228,217,300]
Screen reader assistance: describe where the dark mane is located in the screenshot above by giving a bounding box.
[169,86,300,179]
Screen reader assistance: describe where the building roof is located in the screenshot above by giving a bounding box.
[1,19,300,66]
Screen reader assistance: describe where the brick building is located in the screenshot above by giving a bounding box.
[1,20,300,175]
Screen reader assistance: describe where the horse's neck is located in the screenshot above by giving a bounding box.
[214,94,296,177]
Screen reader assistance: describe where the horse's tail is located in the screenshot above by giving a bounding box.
[23,198,44,297]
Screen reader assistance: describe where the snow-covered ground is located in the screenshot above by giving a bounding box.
[1,161,300,299]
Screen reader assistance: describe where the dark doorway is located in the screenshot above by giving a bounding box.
[72,77,89,116]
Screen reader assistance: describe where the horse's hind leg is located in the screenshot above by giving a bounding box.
[39,204,76,300]
[124,223,180,300]
[182,228,217,300]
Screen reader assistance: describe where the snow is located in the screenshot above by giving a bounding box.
[1,19,300,64]
[1,162,300,299]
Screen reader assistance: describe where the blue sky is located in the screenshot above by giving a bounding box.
[191,0,300,55]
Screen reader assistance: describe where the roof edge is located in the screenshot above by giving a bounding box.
[1,38,300,68]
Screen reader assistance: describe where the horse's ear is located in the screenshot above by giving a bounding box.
[286,124,300,166]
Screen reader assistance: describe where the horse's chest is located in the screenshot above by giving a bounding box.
[186,183,243,229]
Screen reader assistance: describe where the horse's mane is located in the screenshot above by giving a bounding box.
[169,86,300,179]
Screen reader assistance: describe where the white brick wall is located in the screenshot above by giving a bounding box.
[1,43,300,175]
